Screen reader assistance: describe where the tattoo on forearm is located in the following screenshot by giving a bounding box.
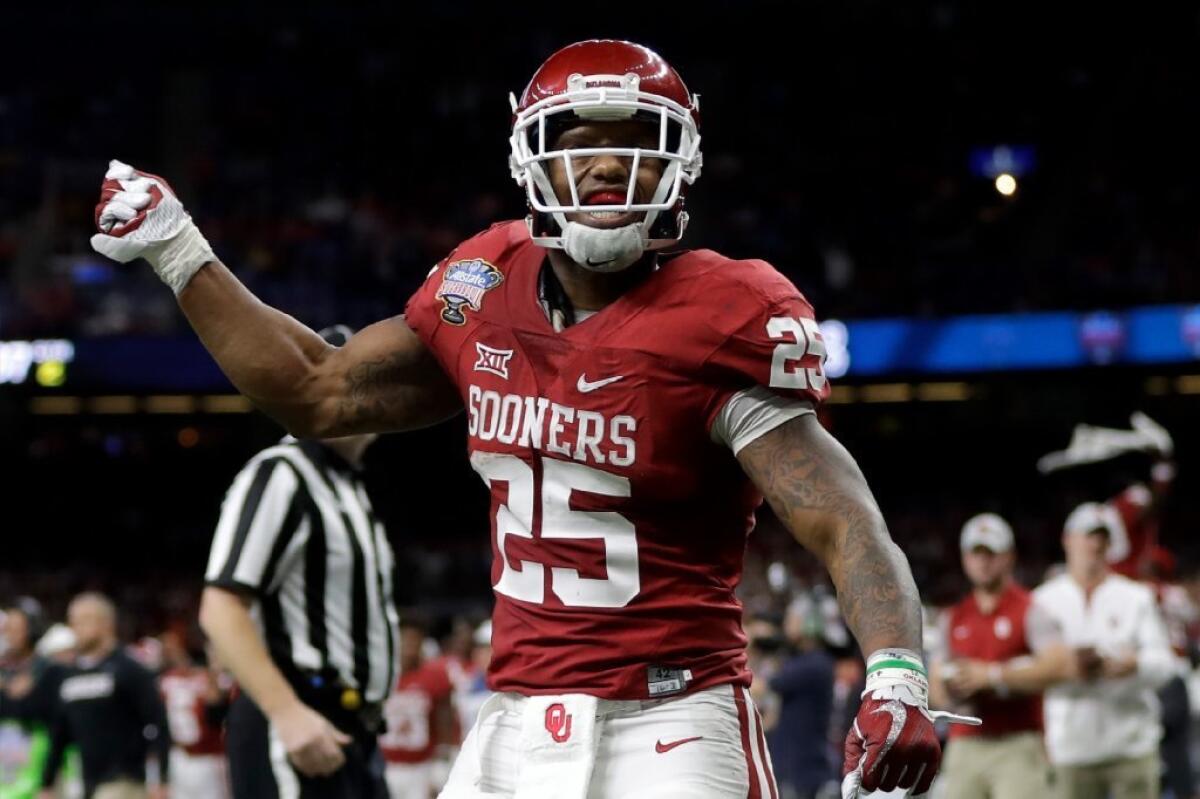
[738,418,922,654]
[336,353,404,430]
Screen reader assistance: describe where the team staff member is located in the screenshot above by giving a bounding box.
[200,326,400,799]
[38,594,170,799]
[930,514,1070,799]
[1031,503,1181,799]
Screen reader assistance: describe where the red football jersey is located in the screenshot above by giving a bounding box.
[405,220,829,699]
[945,583,1041,738]
[1109,484,1157,578]
[380,660,456,764]
[160,667,225,756]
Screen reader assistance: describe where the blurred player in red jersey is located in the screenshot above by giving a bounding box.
[158,632,230,799]
[381,619,460,799]
[1038,412,1176,579]
[929,514,1075,798]
[89,39,975,798]
[431,619,480,729]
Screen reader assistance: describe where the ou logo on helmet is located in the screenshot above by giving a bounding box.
[545,702,573,743]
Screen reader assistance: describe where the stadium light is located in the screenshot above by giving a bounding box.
[994,173,1018,197]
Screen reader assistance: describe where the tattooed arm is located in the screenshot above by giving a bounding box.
[179,261,460,437]
[736,413,922,655]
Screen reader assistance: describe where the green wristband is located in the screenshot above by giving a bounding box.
[866,658,927,677]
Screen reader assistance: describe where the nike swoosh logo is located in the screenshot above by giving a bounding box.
[655,736,703,754]
[577,374,625,393]
[586,257,614,267]
[868,699,907,774]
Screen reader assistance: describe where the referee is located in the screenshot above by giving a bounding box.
[199,325,399,799]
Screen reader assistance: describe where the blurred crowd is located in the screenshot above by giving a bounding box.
[4,5,1200,339]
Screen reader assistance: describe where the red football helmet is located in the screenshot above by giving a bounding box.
[509,40,702,251]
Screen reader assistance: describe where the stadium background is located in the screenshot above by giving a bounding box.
[2,0,1199,748]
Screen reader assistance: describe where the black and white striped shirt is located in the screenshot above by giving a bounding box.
[205,438,399,704]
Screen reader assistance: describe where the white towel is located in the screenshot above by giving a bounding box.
[513,694,600,799]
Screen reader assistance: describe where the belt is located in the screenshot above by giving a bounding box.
[284,666,385,735]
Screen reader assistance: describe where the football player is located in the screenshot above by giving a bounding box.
[159,631,230,799]
[89,39,970,798]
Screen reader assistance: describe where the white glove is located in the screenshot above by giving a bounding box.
[89,159,215,294]
[1130,412,1173,458]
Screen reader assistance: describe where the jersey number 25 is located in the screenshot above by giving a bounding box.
[470,452,638,609]
[767,316,827,391]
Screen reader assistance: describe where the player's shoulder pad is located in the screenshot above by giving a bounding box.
[436,220,531,276]
[665,250,815,335]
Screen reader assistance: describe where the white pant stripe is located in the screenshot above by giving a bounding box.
[268,723,302,799]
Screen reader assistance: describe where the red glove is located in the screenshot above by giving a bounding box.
[841,650,979,798]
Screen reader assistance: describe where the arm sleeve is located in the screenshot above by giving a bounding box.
[702,280,831,437]
[1131,591,1182,689]
[128,661,172,781]
[205,456,304,595]
[710,387,815,455]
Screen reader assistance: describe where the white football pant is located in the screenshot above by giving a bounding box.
[439,684,778,799]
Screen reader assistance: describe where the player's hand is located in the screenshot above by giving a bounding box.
[269,700,352,777]
[148,785,169,799]
[842,649,980,798]
[89,159,214,294]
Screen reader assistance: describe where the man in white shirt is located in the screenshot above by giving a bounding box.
[1030,502,1182,799]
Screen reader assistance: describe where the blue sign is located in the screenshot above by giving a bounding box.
[8,303,1200,392]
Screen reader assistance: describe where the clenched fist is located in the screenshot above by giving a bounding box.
[842,649,980,798]
[90,159,215,294]
[269,700,353,778]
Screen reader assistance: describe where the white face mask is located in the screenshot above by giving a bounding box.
[510,73,701,260]
[561,221,646,272]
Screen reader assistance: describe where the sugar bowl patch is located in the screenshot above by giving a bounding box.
[436,258,504,325]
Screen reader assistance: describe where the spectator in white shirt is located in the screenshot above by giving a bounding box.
[1030,502,1182,799]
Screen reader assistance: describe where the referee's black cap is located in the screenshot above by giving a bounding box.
[318,325,355,348]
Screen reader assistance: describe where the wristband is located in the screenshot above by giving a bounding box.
[864,648,929,703]
[150,221,215,295]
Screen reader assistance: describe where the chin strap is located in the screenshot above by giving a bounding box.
[561,222,645,272]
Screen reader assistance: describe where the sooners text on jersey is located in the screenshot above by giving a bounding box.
[406,220,828,699]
